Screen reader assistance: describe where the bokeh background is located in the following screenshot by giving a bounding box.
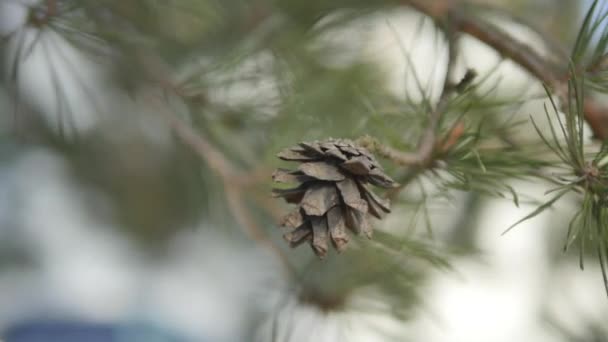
[0,0,607,341]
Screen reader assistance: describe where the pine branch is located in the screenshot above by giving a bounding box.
[417,25,457,166]
[359,26,465,169]
[405,0,608,140]
[155,96,295,277]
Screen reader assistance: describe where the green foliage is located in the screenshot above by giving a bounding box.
[507,71,608,294]
[5,1,608,337]
[571,0,608,93]
[292,229,449,321]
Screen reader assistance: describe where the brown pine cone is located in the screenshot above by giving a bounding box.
[272,138,397,258]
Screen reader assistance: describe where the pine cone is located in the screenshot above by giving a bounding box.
[272,138,397,258]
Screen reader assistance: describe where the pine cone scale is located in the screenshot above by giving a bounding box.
[280,208,304,228]
[272,184,308,204]
[340,157,373,175]
[310,216,330,258]
[336,178,369,213]
[272,169,312,184]
[327,207,349,252]
[284,224,312,247]
[298,162,345,181]
[358,182,391,213]
[367,169,397,188]
[277,149,320,161]
[300,184,340,216]
[298,142,325,156]
[325,148,348,161]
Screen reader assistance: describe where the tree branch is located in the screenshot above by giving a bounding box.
[416,19,458,166]
[157,98,295,277]
[404,0,608,139]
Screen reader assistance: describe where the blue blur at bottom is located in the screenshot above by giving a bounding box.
[3,320,191,342]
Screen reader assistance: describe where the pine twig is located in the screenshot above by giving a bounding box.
[133,53,294,275]
[404,0,608,139]
[157,97,295,277]
[360,29,464,169]
[416,27,457,166]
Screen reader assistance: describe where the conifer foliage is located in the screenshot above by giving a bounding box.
[4,0,608,340]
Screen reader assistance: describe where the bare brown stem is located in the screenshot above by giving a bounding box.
[46,0,57,17]
[158,98,295,277]
[29,0,58,26]
[416,36,456,166]
[357,136,418,166]
[404,0,608,139]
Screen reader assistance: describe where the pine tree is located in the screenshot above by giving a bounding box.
[2,0,608,340]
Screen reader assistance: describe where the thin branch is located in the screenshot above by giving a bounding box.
[125,51,295,275]
[357,135,422,166]
[361,20,464,169]
[406,0,557,84]
[417,21,458,165]
[405,0,608,139]
[158,97,295,277]
[165,111,236,180]
[359,14,457,169]
[468,2,570,64]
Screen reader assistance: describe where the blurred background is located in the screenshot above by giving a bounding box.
[1,0,607,341]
